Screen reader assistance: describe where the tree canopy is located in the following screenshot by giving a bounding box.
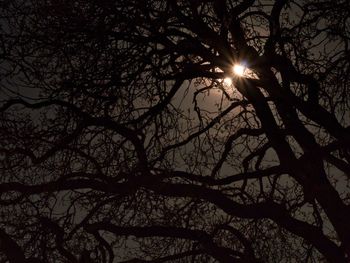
[1,0,350,262]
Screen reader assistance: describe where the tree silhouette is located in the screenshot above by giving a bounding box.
[1,0,350,262]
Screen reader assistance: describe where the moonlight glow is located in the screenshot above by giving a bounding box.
[224,77,232,85]
[233,64,245,76]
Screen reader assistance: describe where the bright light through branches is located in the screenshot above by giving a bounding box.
[233,64,245,76]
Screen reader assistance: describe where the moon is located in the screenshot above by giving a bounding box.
[233,64,245,76]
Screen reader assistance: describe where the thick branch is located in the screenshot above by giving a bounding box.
[85,224,242,263]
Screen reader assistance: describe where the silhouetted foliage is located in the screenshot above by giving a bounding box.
[1,0,350,262]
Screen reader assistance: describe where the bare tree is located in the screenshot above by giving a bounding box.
[1,0,350,262]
